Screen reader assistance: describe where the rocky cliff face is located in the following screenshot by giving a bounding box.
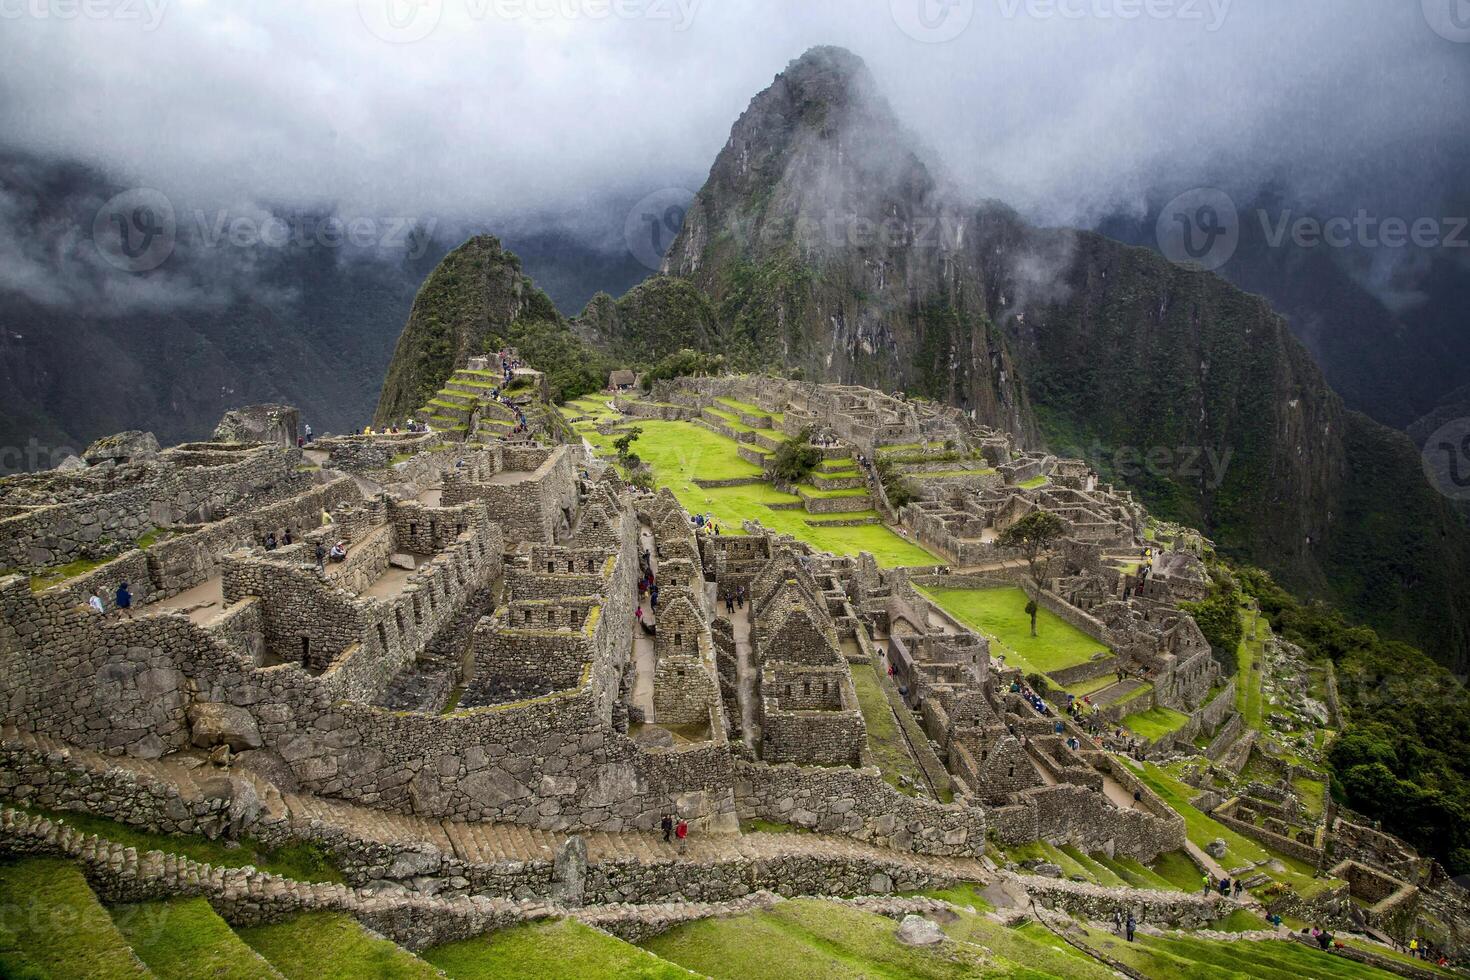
[374,236,561,425]
[614,46,1470,666]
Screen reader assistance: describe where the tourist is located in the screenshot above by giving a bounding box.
[661,814,674,843]
[635,606,643,622]
[1232,879,1243,898]
[265,532,278,550]
[726,593,735,615]
[329,541,347,562]
[650,585,660,609]
[1125,913,1136,943]
[304,422,313,443]
[321,507,333,527]
[115,582,133,619]
[88,590,106,614]
[282,528,293,546]
[1219,877,1230,896]
[1410,938,1419,959]
[1202,874,1212,896]
[737,585,746,609]
[1112,910,1123,935]
[675,819,688,848]
[315,541,326,571]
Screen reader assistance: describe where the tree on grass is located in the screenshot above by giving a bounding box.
[612,427,643,469]
[770,427,822,484]
[999,509,1068,635]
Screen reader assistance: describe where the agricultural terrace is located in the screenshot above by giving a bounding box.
[558,401,936,567]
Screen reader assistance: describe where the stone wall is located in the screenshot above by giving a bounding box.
[0,445,312,569]
[734,761,985,857]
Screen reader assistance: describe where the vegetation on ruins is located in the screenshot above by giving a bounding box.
[769,427,823,484]
[639,348,728,391]
[1179,562,1246,661]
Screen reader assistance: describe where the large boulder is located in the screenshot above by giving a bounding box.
[188,703,264,752]
[213,404,300,447]
[896,915,945,946]
[82,430,160,466]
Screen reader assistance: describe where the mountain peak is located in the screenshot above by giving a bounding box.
[775,45,875,111]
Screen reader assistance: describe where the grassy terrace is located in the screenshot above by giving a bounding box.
[1122,704,1191,741]
[1076,924,1405,980]
[113,897,280,979]
[919,586,1108,675]
[1236,606,1268,731]
[643,897,1114,979]
[425,918,697,979]
[849,662,951,801]
[0,857,149,978]
[561,414,935,566]
[237,911,441,979]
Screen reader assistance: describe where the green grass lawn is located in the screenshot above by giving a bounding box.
[919,586,1108,674]
[849,662,930,799]
[1076,924,1404,980]
[643,897,1069,978]
[237,911,439,979]
[1121,705,1191,742]
[1018,475,1049,489]
[23,804,342,882]
[1236,608,1267,731]
[0,857,150,978]
[424,918,697,979]
[620,420,934,566]
[1065,674,1117,698]
[112,897,280,979]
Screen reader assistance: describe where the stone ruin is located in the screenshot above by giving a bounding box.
[2,371,1467,959]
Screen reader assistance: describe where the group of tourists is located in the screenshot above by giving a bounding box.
[294,423,315,448]
[659,814,689,846]
[87,583,133,618]
[722,584,747,616]
[1203,873,1246,900]
[691,512,722,536]
[1009,679,1051,717]
[262,528,295,551]
[1111,910,1137,941]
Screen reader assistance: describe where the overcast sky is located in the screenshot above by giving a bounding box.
[2,0,1468,248]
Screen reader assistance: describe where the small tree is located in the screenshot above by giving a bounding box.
[999,509,1068,635]
[612,426,642,469]
[770,427,822,484]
